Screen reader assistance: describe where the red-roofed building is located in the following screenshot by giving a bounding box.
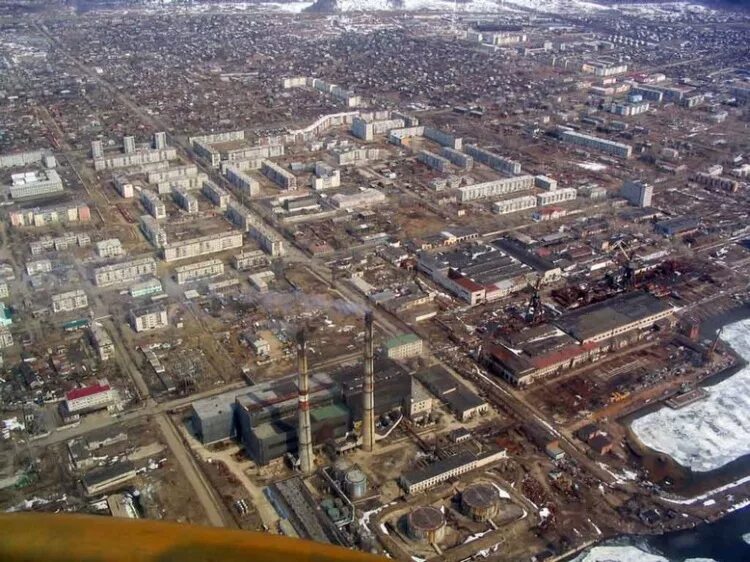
[65,381,115,414]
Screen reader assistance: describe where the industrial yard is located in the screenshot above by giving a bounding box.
[1,1,750,561]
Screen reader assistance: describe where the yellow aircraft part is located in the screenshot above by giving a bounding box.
[0,512,386,562]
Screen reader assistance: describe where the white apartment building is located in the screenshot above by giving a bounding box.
[140,215,169,248]
[93,257,158,287]
[129,305,168,333]
[162,231,243,263]
[174,259,225,285]
[65,382,116,414]
[96,238,124,259]
[458,175,535,202]
[536,188,578,206]
[0,325,13,348]
[202,180,231,210]
[172,186,199,214]
[493,195,538,215]
[52,289,89,313]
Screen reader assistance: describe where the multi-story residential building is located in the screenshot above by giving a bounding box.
[140,190,166,219]
[559,129,632,158]
[458,176,535,202]
[620,179,654,207]
[233,250,268,270]
[113,176,134,198]
[0,282,8,300]
[493,195,538,215]
[93,257,158,287]
[172,186,199,214]
[418,150,451,172]
[0,325,13,348]
[261,160,296,190]
[96,238,124,259]
[129,305,168,333]
[202,180,231,210]
[311,162,340,191]
[537,188,577,206]
[9,204,90,228]
[94,148,177,171]
[90,323,115,361]
[51,290,88,313]
[441,147,473,170]
[226,202,284,257]
[162,232,243,263]
[174,259,225,285]
[26,259,52,275]
[139,216,168,248]
[224,165,260,196]
[534,175,558,191]
[464,145,522,175]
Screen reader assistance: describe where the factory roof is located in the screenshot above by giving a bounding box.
[554,291,672,342]
[236,372,338,414]
[401,452,475,488]
[384,333,421,349]
[491,237,558,273]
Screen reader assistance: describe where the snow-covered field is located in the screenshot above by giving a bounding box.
[631,318,750,473]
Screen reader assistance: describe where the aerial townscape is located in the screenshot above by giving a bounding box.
[0,0,749,561]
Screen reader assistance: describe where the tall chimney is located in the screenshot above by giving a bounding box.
[362,311,375,452]
[297,328,314,474]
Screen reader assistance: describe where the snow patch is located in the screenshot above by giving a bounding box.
[631,318,750,472]
[743,532,750,545]
[572,545,668,562]
[575,161,608,172]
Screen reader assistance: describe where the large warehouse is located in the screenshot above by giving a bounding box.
[484,292,675,386]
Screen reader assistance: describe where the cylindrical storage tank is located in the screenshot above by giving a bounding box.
[461,483,501,522]
[344,468,367,500]
[333,458,351,480]
[406,506,446,543]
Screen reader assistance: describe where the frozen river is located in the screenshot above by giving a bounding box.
[630,318,750,473]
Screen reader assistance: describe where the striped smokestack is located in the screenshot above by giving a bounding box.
[362,311,375,452]
[297,328,314,474]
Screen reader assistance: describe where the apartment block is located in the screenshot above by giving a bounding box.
[224,165,260,196]
[96,238,124,259]
[493,195,538,215]
[140,190,166,219]
[140,215,169,248]
[90,323,115,361]
[52,290,88,313]
[172,186,199,214]
[174,259,225,285]
[418,150,451,173]
[559,129,632,158]
[233,250,268,271]
[465,145,522,175]
[202,180,231,210]
[129,305,168,333]
[9,169,64,199]
[458,175,535,202]
[536,188,578,206]
[226,202,285,257]
[441,147,473,170]
[620,179,654,207]
[162,231,243,263]
[94,148,177,171]
[93,257,158,287]
[311,162,340,191]
[261,160,297,190]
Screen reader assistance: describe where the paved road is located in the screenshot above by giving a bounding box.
[154,413,227,527]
